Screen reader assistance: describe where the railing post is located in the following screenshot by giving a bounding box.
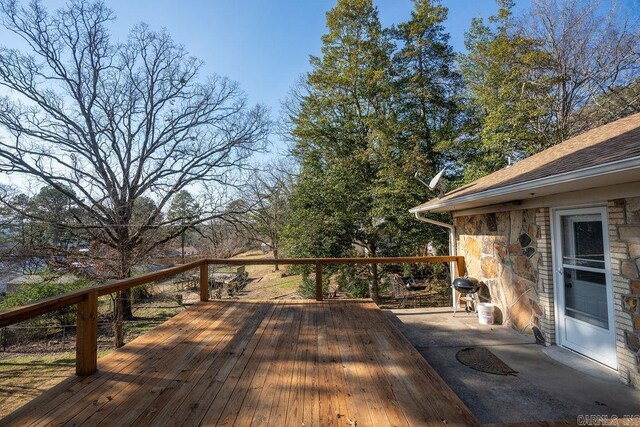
[452,256,466,311]
[76,289,98,376]
[200,261,209,302]
[315,263,323,301]
[455,256,466,277]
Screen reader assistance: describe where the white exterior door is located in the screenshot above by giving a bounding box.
[552,207,617,369]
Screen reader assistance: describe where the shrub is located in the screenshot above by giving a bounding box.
[335,265,369,298]
[131,284,152,303]
[298,275,322,299]
[0,277,91,327]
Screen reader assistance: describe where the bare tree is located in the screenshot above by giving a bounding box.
[523,0,640,140]
[238,161,296,271]
[0,0,269,346]
[167,190,200,264]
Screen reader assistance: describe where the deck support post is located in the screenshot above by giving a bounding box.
[200,261,209,302]
[315,263,323,301]
[76,289,98,376]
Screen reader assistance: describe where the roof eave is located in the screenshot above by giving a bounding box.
[410,156,640,214]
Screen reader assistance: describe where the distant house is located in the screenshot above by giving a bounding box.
[0,257,49,294]
[167,246,199,258]
[411,113,640,387]
[5,274,45,293]
[4,273,80,294]
[0,272,17,293]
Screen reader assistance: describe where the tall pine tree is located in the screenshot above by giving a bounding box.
[286,0,394,299]
[458,0,553,180]
[378,0,462,252]
[285,0,461,299]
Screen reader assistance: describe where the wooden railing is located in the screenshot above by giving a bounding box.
[0,256,464,376]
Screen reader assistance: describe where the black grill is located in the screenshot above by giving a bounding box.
[452,277,481,294]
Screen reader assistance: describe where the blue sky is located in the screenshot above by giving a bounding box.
[102,1,523,105]
[0,0,536,158]
[92,0,528,154]
[4,0,637,156]
[1,0,530,189]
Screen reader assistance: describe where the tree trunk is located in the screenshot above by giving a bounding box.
[368,243,379,303]
[118,246,134,320]
[113,293,125,348]
[273,246,279,271]
[181,231,185,264]
[123,289,133,320]
[370,262,379,303]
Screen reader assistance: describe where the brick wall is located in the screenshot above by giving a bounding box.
[609,198,640,386]
[535,208,555,345]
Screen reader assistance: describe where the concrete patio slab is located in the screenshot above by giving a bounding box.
[383,307,640,425]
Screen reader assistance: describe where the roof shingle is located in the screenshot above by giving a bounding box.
[412,112,640,212]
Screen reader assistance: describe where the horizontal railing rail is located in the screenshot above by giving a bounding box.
[0,256,465,375]
[205,256,462,266]
[0,260,205,328]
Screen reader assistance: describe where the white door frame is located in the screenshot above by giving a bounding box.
[550,205,617,369]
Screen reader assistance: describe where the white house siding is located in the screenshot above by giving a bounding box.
[535,208,555,347]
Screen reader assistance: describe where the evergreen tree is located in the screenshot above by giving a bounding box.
[31,186,76,249]
[391,0,461,161]
[285,0,460,299]
[286,0,394,299]
[458,0,553,180]
[380,0,461,251]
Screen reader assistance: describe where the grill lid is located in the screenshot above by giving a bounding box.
[452,277,481,294]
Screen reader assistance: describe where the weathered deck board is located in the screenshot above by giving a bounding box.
[0,299,480,427]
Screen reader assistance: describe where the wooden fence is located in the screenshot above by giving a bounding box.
[0,256,465,376]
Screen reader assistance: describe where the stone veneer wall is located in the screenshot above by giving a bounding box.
[455,209,554,335]
[610,198,640,386]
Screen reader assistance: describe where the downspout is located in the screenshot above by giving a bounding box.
[414,211,461,309]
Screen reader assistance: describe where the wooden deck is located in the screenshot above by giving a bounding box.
[1,300,479,427]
